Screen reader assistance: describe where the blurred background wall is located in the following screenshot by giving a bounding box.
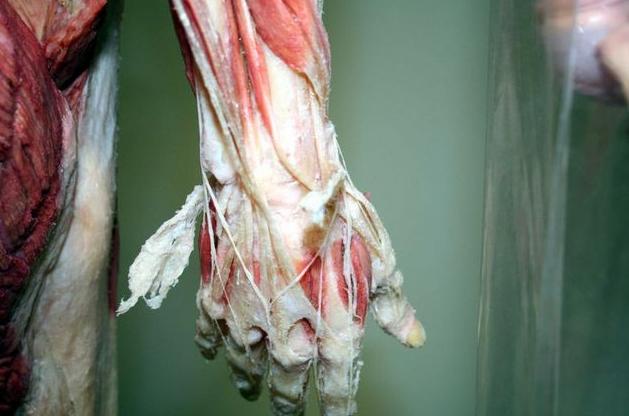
[116,1,489,414]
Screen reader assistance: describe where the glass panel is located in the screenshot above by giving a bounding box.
[478,1,629,415]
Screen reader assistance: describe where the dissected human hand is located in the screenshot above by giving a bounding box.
[118,1,424,415]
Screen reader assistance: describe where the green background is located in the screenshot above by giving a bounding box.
[116,1,489,415]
